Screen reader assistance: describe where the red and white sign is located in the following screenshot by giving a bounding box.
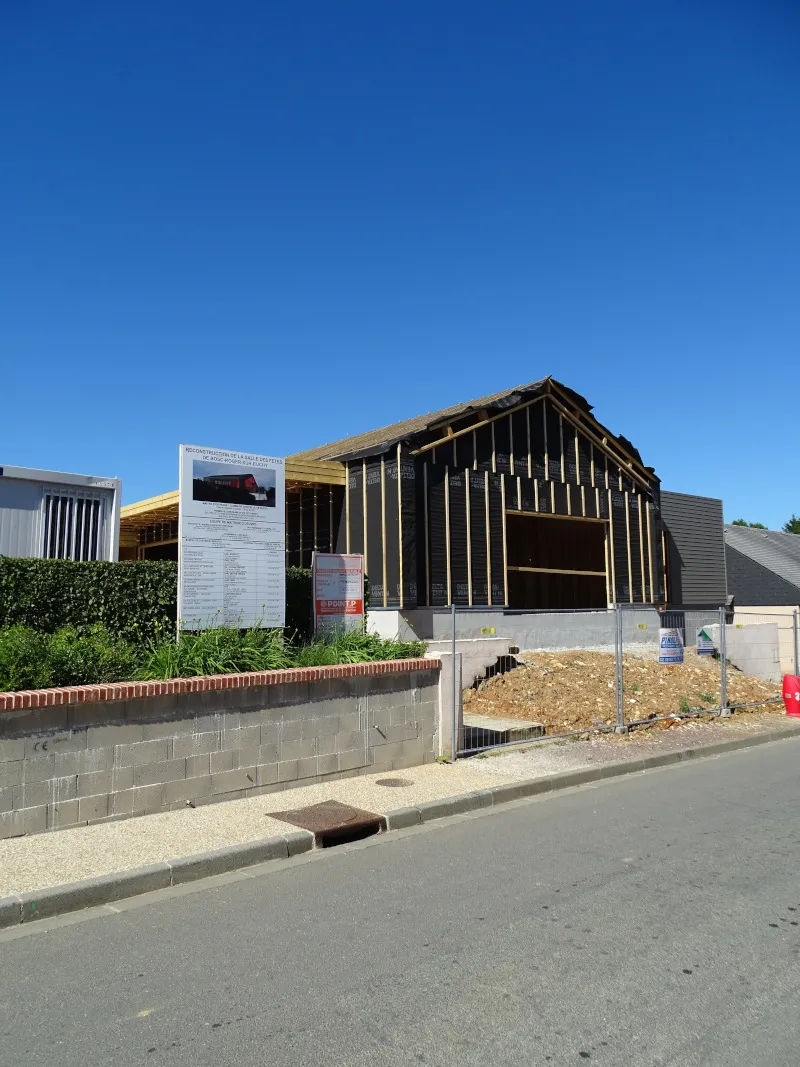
[313,553,365,634]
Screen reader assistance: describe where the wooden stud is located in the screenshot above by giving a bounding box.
[547,393,652,492]
[534,478,539,510]
[444,466,452,605]
[646,502,655,606]
[465,473,473,606]
[559,415,565,482]
[423,463,430,606]
[550,481,556,512]
[397,444,404,609]
[574,428,580,484]
[638,494,646,603]
[485,470,492,606]
[567,480,572,516]
[501,475,509,606]
[607,490,617,601]
[581,484,586,517]
[517,475,522,512]
[472,429,478,470]
[381,456,387,608]
[624,491,633,603]
[590,442,595,487]
[526,404,532,479]
[362,460,368,574]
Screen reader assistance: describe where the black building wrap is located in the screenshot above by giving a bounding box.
[365,458,384,606]
[448,469,469,605]
[383,457,401,607]
[489,474,505,604]
[427,464,448,606]
[469,470,489,605]
[347,463,364,556]
[399,452,417,607]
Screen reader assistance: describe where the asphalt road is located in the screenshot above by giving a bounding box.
[3,738,800,1067]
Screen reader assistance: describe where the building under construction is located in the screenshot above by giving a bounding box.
[121,376,726,611]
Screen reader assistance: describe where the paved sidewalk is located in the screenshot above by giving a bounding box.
[0,709,794,898]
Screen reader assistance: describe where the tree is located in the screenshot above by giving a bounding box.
[732,519,768,529]
[783,515,800,535]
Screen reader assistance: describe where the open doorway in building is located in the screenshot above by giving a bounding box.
[506,513,608,610]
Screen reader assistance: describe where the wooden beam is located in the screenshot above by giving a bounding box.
[507,565,607,577]
[411,394,546,456]
[504,509,607,525]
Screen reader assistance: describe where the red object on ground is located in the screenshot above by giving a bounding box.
[783,675,800,716]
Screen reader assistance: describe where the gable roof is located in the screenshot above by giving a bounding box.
[288,376,642,471]
[289,377,554,462]
[724,525,800,593]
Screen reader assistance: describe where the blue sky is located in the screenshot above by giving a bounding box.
[2,2,798,528]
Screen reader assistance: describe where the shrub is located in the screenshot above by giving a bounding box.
[293,628,426,667]
[141,625,293,680]
[0,625,141,692]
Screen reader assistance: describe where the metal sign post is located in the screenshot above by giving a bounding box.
[719,606,729,715]
[451,602,457,760]
[615,604,626,732]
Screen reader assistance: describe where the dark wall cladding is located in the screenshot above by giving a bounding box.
[577,432,593,486]
[511,409,529,476]
[347,463,364,556]
[383,458,401,607]
[529,403,547,479]
[474,422,493,472]
[427,465,448,606]
[545,405,561,481]
[489,475,505,604]
[594,449,608,490]
[458,431,475,471]
[400,454,417,607]
[564,423,578,483]
[415,461,428,605]
[448,469,469,605]
[434,439,455,468]
[611,492,630,602]
[469,470,489,605]
[660,491,727,607]
[628,495,644,602]
[493,417,511,475]
[365,458,384,605]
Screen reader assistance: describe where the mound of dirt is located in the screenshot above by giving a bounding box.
[462,650,781,735]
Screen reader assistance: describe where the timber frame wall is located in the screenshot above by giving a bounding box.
[336,383,666,609]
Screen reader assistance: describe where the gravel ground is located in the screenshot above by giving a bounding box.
[0,761,515,896]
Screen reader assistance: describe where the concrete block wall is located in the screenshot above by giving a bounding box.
[0,660,440,839]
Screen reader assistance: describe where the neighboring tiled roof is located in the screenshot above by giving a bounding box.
[723,525,800,593]
[289,377,587,462]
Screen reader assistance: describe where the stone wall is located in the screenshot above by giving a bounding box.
[0,660,440,839]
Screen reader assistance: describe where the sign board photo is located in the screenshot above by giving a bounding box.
[312,553,364,635]
[178,445,285,630]
[696,627,715,656]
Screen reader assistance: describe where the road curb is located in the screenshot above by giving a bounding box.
[3,724,799,930]
[384,722,800,830]
[0,829,314,931]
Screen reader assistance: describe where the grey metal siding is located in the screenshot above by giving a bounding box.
[725,545,800,606]
[660,491,727,607]
[0,480,43,558]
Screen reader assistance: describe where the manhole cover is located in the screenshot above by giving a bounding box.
[270,800,386,847]
[375,777,414,788]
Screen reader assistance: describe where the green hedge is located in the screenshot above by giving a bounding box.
[0,558,370,645]
[0,558,177,644]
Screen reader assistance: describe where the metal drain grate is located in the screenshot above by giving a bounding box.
[271,800,386,848]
